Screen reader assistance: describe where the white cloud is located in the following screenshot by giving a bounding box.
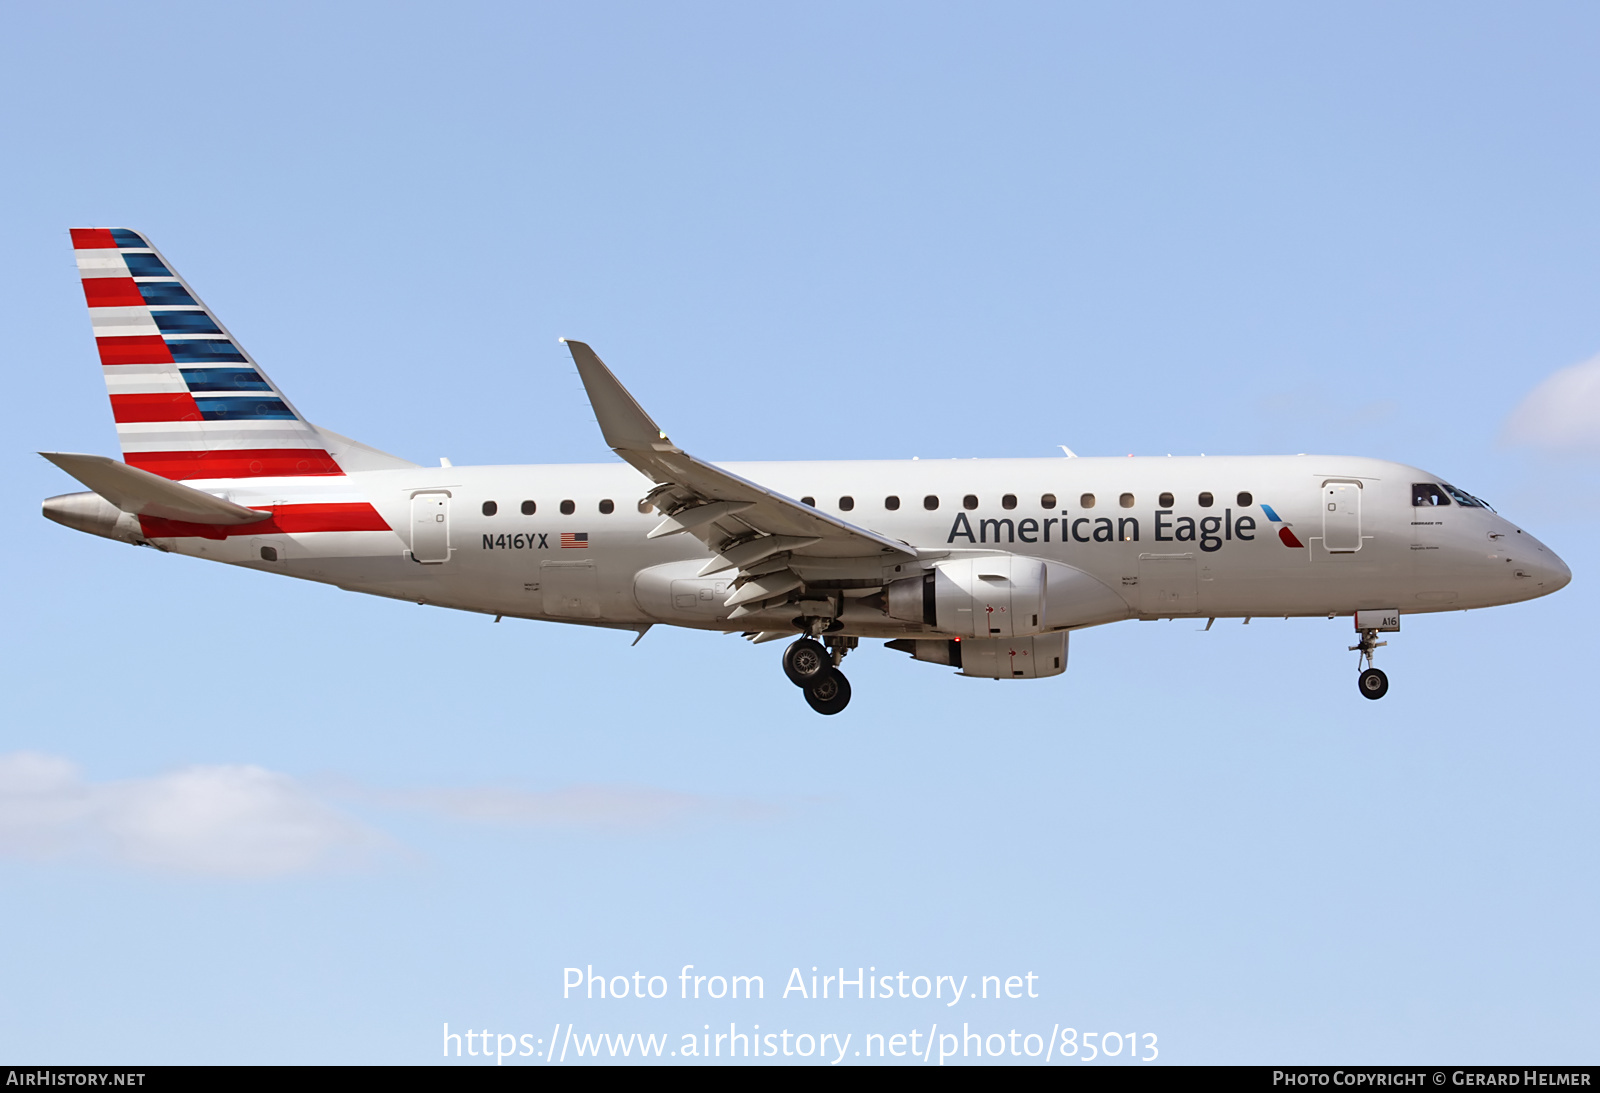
[0,754,777,876]
[0,753,93,858]
[1503,354,1600,452]
[0,753,375,877]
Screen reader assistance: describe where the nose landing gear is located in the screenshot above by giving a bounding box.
[1350,627,1389,700]
[1358,666,1389,699]
[783,632,856,714]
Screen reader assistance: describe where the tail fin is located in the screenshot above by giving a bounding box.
[71,227,346,481]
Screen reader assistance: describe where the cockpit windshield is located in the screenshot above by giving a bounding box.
[1414,482,1494,511]
[1440,483,1493,511]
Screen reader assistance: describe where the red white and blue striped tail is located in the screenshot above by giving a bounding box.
[71,227,344,482]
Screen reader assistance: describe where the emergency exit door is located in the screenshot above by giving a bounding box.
[1322,481,1362,552]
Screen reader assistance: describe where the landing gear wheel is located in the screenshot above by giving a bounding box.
[783,639,829,687]
[804,668,852,715]
[1358,667,1389,700]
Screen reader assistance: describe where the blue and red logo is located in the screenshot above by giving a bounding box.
[1260,504,1304,548]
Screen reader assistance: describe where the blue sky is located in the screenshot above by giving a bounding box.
[3,1,1598,1065]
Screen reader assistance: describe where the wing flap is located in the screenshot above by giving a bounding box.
[647,500,756,539]
[698,534,822,576]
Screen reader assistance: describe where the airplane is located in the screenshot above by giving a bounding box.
[41,228,1572,715]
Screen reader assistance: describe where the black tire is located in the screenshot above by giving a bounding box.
[1358,667,1389,700]
[782,639,830,687]
[804,668,852,715]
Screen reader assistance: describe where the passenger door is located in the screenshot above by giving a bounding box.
[1321,481,1362,552]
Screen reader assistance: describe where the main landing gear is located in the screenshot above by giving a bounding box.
[1350,628,1389,701]
[783,635,856,715]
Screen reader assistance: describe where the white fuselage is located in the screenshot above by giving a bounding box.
[140,454,1569,637]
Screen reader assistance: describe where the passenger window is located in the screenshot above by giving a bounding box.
[1041,493,1056,509]
[801,496,815,507]
[1198,492,1214,507]
[963,494,978,510]
[599,499,615,514]
[482,501,498,516]
[1413,483,1451,507]
[1237,491,1253,507]
[884,495,900,511]
[1158,492,1174,507]
[1080,493,1096,509]
[1001,494,1017,510]
[838,496,854,511]
[1119,493,1135,508]
[520,500,536,516]
[560,499,575,515]
[923,495,940,510]
[259,546,278,562]
[637,499,653,514]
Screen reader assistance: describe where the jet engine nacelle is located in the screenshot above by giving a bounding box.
[934,555,1045,637]
[886,632,1068,678]
[884,555,1130,637]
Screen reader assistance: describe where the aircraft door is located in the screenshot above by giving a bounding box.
[1321,481,1362,552]
[1138,553,1197,615]
[541,561,601,618]
[410,491,451,563]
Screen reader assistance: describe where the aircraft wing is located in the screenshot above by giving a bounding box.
[563,340,916,612]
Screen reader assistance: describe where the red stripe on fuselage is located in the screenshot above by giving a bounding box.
[125,449,345,480]
[70,228,117,250]
[139,502,391,540]
[111,392,201,422]
[82,277,145,307]
[97,335,174,366]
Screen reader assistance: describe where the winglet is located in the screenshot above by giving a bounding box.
[562,340,678,454]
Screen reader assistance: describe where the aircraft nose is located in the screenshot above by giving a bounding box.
[1515,531,1571,594]
[1542,549,1572,592]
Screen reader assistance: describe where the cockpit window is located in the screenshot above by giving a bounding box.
[1440,483,1492,511]
[1412,483,1451,507]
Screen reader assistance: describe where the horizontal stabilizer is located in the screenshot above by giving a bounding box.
[39,452,272,525]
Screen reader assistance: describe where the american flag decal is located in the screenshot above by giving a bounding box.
[560,532,589,549]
